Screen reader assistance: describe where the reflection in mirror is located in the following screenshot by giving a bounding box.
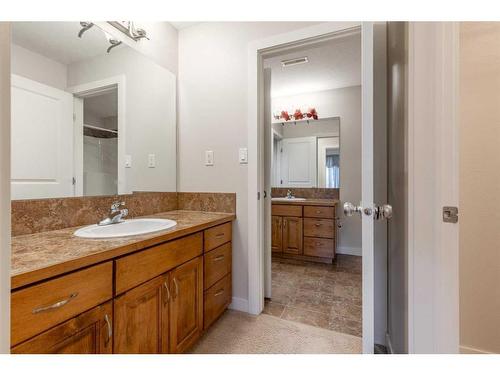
[10,22,176,200]
[271,118,340,188]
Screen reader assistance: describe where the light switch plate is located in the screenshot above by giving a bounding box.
[205,150,214,166]
[125,155,132,168]
[148,154,156,168]
[239,147,248,164]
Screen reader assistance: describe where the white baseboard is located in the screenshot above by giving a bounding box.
[337,246,362,256]
[460,345,496,354]
[229,297,249,313]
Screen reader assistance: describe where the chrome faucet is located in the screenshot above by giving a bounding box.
[286,189,294,199]
[98,201,129,226]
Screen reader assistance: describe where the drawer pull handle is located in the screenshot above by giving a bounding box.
[316,210,321,214]
[215,233,225,238]
[316,242,322,246]
[104,313,112,346]
[214,255,225,262]
[214,288,225,297]
[315,223,321,227]
[173,278,179,299]
[163,281,171,303]
[32,292,79,314]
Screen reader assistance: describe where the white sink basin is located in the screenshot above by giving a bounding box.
[272,197,307,202]
[74,218,177,239]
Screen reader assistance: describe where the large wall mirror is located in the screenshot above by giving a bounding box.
[271,118,340,188]
[11,22,176,200]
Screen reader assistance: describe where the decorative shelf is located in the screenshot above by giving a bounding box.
[271,116,339,126]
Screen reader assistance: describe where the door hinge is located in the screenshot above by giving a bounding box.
[72,177,76,185]
[442,206,458,223]
[257,192,261,200]
[73,113,76,121]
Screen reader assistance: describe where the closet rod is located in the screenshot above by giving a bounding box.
[83,124,118,134]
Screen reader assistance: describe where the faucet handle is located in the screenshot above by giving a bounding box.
[111,201,125,211]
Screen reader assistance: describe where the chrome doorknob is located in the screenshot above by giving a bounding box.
[343,202,362,217]
[380,204,393,220]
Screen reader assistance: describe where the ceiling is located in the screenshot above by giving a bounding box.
[263,32,361,98]
[169,22,201,30]
[12,22,126,66]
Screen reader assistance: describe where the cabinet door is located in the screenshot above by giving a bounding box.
[11,302,113,354]
[114,274,170,354]
[271,216,283,253]
[169,256,203,354]
[283,217,303,255]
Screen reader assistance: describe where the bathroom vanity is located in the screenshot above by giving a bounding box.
[271,199,338,263]
[10,211,235,354]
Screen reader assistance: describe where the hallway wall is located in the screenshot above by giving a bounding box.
[459,22,500,354]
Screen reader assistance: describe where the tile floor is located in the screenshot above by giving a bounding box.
[263,254,362,337]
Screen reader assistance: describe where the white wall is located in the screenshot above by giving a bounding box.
[0,22,10,353]
[272,87,362,255]
[178,22,321,309]
[68,47,177,193]
[11,43,67,90]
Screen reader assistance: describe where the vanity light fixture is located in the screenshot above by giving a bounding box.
[78,21,94,38]
[104,31,123,53]
[281,56,309,68]
[108,21,150,41]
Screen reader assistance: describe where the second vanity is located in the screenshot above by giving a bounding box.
[271,198,338,263]
[10,210,235,354]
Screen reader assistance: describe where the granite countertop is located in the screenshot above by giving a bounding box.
[271,198,339,207]
[11,210,236,290]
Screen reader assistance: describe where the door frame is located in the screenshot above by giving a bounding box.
[67,75,127,195]
[0,22,10,354]
[246,20,367,339]
[407,22,460,353]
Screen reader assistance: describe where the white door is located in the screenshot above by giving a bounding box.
[263,68,273,298]
[343,22,389,353]
[11,74,74,199]
[280,136,317,187]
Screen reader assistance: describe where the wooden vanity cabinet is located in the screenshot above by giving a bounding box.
[11,302,113,354]
[11,221,232,355]
[272,203,336,263]
[271,216,283,253]
[169,256,203,353]
[114,274,170,354]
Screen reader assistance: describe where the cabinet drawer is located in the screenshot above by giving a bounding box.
[304,218,335,238]
[204,222,232,252]
[11,262,113,347]
[304,237,335,258]
[11,302,113,354]
[115,233,203,295]
[272,204,303,217]
[204,273,232,330]
[304,205,335,219]
[204,242,232,290]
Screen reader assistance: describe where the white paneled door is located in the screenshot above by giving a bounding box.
[280,136,317,187]
[11,74,74,199]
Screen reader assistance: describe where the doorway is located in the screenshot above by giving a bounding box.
[248,22,391,353]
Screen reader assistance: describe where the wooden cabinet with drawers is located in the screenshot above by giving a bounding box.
[11,220,233,354]
[272,202,337,263]
[203,223,232,330]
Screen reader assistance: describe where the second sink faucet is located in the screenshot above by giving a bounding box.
[286,189,294,199]
[98,201,129,226]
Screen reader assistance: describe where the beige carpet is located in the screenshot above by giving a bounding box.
[190,310,362,354]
